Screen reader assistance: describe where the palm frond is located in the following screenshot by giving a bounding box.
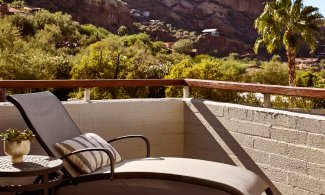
[254,38,263,54]
[255,0,324,55]
[301,6,319,16]
[301,31,317,51]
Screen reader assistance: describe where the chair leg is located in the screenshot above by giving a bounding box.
[16,191,42,195]
[265,187,274,195]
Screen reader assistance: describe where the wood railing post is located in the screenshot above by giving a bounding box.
[263,93,271,108]
[0,88,7,102]
[183,86,190,98]
[84,88,91,101]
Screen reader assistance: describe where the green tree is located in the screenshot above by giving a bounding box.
[0,15,73,82]
[271,55,282,62]
[30,10,81,46]
[151,41,168,54]
[9,0,25,8]
[165,56,246,102]
[227,53,239,60]
[34,24,62,52]
[6,14,35,36]
[71,37,124,99]
[122,33,151,47]
[78,24,109,45]
[71,35,160,99]
[172,39,193,54]
[117,25,128,36]
[71,35,126,80]
[0,19,34,80]
[295,71,325,109]
[250,61,289,85]
[0,18,20,52]
[254,0,324,86]
[296,71,319,87]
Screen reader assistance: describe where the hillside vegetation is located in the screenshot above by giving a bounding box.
[0,9,325,109]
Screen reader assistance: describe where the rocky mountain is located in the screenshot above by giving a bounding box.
[25,0,271,56]
[25,0,133,32]
[126,0,268,43]
[127,0,271,56]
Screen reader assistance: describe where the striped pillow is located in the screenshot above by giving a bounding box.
[56,133,122,174]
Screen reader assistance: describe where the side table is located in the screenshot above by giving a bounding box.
[0,155,63,195]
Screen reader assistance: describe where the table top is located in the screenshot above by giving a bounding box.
[0,155,63,177]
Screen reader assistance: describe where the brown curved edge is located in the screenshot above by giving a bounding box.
[114,172,244,195]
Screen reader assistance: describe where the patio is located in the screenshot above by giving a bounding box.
[56,179,230,195]
[0,79,324,195]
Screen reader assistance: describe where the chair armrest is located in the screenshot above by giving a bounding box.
[60,148,115,180]
[107,135,150,157]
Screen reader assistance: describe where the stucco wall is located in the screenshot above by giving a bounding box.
[184,98,325,195]
[64,99,184,159]
[0,103,47,156]
[0,99,184,159]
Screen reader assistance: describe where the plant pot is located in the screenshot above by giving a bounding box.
[4,140,30,163]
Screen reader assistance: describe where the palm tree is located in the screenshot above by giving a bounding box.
[254,0,324,86]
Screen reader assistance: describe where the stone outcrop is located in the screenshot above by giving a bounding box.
[124,0,270,56]
[213,0,266,14]
[26,0,271,56]
[194,34,251,57]
[125,0,269,44]
[25,0,133,32]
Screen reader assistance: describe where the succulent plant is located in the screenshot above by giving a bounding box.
[0,128,35,143]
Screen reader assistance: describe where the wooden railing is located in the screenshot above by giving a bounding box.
[1,79,325,107]
[0,79,186,88]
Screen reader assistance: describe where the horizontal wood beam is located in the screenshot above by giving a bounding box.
[0,79,187,88]
[185,79,325,99]
[1,79,325,99]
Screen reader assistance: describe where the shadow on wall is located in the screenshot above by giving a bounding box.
[184,99,281,195]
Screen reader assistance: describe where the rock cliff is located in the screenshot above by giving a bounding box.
[25,0,133,32]
[125,0,270,44]
[125,0,270,56]
[26,0,270,56]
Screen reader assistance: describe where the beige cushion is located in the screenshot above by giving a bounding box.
[56,133,122,174]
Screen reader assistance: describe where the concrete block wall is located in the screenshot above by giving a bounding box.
[184,98,325,195]
[0,98,184,159]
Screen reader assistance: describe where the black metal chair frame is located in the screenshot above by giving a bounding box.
[6,92,150,183]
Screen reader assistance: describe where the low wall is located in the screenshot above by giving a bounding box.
[1,98,324,194]
[0,103,42,155]
[184,98,325,195]
[64,99,184,159]
[0,99,184,159]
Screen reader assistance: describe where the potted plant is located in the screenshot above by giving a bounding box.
[0,128,35,163]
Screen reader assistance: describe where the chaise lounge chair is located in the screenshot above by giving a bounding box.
[7,91,273,195]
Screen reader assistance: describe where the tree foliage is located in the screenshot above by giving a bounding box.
[250,61,288,85]
[172,39,193,54]
[165,55,247,102]
[254,0,324,86]
[71,34,173,99]
[1,7,325,110]
[117,25,128,36]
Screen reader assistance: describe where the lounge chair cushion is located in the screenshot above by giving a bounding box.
[56,133,122,174]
